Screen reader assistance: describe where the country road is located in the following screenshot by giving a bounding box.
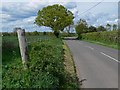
[65,40,119,88]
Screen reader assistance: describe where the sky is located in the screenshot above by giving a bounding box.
[0,0,119,32]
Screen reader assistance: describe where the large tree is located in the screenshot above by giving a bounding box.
[88,26,97,32]
[106,24,111,31]
[97,26,106,32]
[35,4,74,38]
[75,19,88,39]
[113,24,117,30]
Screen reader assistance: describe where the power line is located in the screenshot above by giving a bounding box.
[79,0,104,15]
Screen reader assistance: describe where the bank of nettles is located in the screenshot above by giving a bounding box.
[2,38,79,89]
[81,30,120,49]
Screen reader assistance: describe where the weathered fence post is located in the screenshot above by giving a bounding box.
[16,28,29,69]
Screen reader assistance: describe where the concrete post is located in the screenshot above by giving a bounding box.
[16,28,29,69]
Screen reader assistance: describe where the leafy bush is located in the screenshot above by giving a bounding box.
[61,33,76,37]
[29,40,65,88]
[2,36,66,89]
[81,30,119,45]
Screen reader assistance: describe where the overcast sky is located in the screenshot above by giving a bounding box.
[0,0,119,32]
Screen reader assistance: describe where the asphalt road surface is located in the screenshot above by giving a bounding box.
[65,40,119,88]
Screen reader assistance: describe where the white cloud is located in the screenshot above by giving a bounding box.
[65,2,77,9]
[0,13,11,23]
[1,1,118,32]
[78,12,118,26]
[1,15,52,32]
[115,19,118,22]
[1,13,11,19]
[1,0,119,2]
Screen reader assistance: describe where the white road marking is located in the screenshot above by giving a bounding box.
[85,46,94,50]
[100,52,119,63]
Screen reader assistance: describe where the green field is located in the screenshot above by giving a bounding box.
[2,35,79,89]
[2,35,53,65]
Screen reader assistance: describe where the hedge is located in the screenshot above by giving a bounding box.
[2,37,66,89]
[81,30,119,45]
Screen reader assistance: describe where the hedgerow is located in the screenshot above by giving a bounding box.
[29,40,65,88]
[2,37,65,89]
[81,30,119,45]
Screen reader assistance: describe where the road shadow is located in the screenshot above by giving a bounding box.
[63,37,78,40]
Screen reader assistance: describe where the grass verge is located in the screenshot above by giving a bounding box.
[62,41,80,89]
[82,39,119,50]
[2,35,80,89]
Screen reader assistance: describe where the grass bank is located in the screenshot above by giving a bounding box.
[82,39,119,50]
[81,30,119,50]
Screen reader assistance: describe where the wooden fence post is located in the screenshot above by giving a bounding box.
[16,28,29,69]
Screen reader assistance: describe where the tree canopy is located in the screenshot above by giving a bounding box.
[97,26,106,32]
[113,24,117,30]
[75,19,88,39]
[106,24,111,31]
[88,26,97,32]
[35,4,74,37]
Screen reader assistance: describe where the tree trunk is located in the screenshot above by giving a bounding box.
[54,30,59,38]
